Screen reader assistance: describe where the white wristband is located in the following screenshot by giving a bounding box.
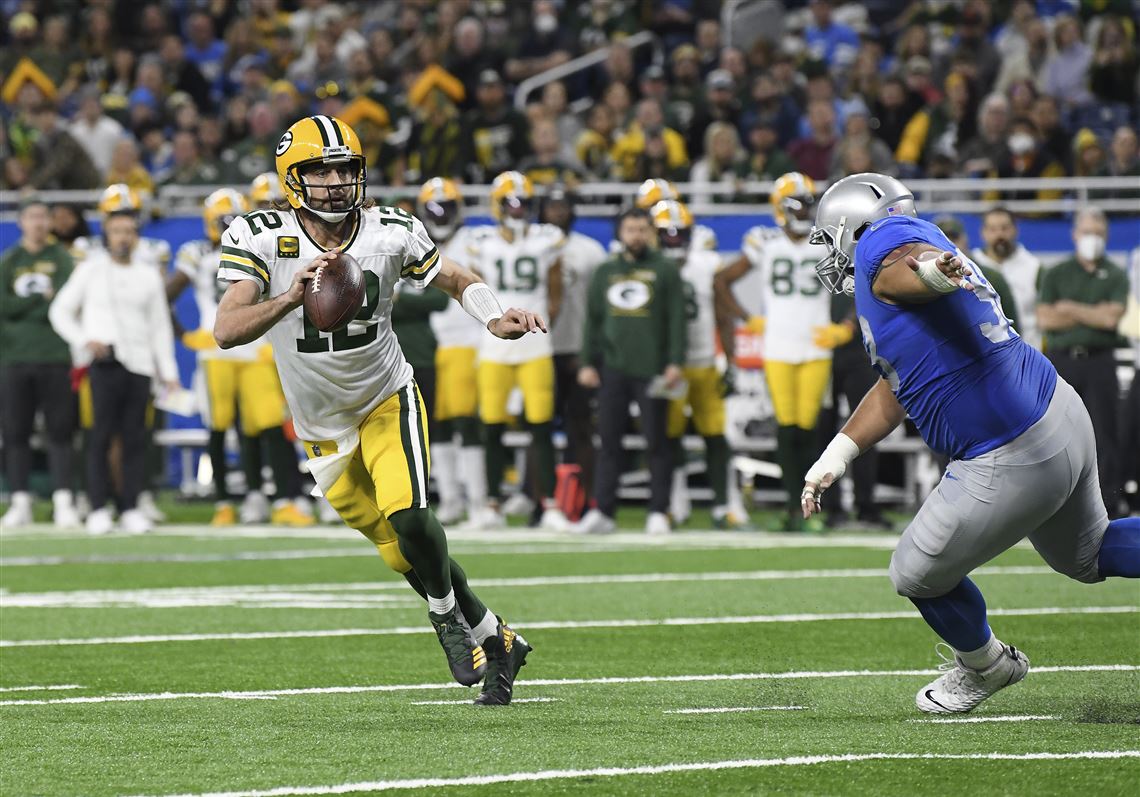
[461,282,503,328]
[804,433,860,486]
[913,251,960,294]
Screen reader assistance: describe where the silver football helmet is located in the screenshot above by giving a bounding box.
[809,173,917,295]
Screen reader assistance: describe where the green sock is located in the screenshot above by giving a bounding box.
[704,435,729,507]
[208,430,229,500]
[776,425,800,511]
[262,428,298,499]
[455,416,482,448]
[403,570,428,600]
[449,558,489,626]
[530,421,556,498]
[484,423,507,501]
[391,508,452,599]
[239,433,262,491]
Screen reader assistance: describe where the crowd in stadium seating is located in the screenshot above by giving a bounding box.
[1,0,1138,199]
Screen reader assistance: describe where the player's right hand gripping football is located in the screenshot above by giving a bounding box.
[488,308,547,340]
[283,251,339,309]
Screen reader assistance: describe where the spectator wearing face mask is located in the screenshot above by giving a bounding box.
[984,116,1065,208]
[1037,207,1130,515]
[971,207,1042,349]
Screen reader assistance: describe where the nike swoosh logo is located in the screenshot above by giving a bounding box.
[924,689,952,712]
[228,233,238,244]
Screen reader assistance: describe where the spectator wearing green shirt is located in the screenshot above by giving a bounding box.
[574,208,687,536]
[1038,207,1130,514]
[0,200,79,528]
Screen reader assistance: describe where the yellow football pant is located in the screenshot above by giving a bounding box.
[765,359,832,430]
[667,365,726,437]
[477,356,555,425]
[201,359,286,435]
[434,346,478,420]
[302,382,430,574]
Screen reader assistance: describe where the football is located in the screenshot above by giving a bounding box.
[304,251,365,333]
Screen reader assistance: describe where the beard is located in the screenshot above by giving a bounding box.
[991,239,1014,258]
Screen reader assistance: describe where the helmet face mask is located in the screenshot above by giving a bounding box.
[276,116,367,223]
[417,177,464,241]
[809,172,917,296]
[781,194,816,236]
[650,199,694,261]
[290,155,366,221]
[490,171,535,235]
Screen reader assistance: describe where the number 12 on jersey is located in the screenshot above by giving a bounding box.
[296,271,381,353]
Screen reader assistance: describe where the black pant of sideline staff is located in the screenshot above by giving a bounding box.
[1048,347,1119,514]
[87,359,151,512]
[593,366,671,517]
[0,363,76,492]
[555,353,596,498]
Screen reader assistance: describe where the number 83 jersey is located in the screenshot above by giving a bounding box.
[218,205,442,442]
[742,226,831,363]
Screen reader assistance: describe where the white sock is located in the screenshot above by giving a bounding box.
[956,633,1004,671]
[471,609,499,643]
[460,446,487,506]
[426,589,456,616]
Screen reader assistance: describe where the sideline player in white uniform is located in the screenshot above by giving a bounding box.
[467,171,569,531]
[72,184,171,523]
[652,199,746,530]
[418,177,491,526]
[213,115,538,705]
[167,189,312,527]
[715,172,838,531]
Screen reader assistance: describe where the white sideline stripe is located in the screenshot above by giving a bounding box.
[2,664,1134,707]
[664,706,806,714]
[2,606,1133,648]
[0,684,84,692]
[0,565,1058,609]
[409,697,561,706]
[118,751,1140,797]
[915,715,1061,724]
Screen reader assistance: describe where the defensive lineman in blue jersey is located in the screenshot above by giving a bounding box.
[801,174,1140,715]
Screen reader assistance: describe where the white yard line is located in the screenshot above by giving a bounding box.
[914,715,1061,724]
[0,565,1058,609]
[2,664,1134,707]
[664,706,807,714]
[0,684,84,692]
[2,605,1133,648]
[116,751,1140,797]
[409,697,560,706]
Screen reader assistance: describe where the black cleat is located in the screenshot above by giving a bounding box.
[474,617,532,706]
[429,608,487,687]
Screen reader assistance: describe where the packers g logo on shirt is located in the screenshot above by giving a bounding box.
[606,280,652,313]
[276,131,293,156]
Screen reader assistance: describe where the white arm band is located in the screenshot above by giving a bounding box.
[804,433,861,485]
[913,251,960,294]
[461,282,503,328]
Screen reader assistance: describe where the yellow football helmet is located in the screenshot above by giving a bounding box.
[97,184,142,217]
[249,171,283,209]
[275,114,366,222]
[417,177,464,241]
[490,170,534,233]
[635,178,680,210]
[203,188,250,244]
[650,199,693,259]
[770,172,817,236]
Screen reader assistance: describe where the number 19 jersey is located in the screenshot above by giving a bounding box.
[218,205,441,442]
[468,223,565,364]
[742,226,831,364]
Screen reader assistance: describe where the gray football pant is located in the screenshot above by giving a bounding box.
[890,377,1108,599]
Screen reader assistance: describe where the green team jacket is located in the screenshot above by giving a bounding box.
[391,285,450,370]
[581,249,687,379]
[0,239,74,365]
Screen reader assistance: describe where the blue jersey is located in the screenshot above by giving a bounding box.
[853,216,1056,459]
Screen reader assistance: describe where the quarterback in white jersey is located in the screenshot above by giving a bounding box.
[213,115,537,705]
[465,171,568,531]
[652,200,743,529]
[715,172,844,531]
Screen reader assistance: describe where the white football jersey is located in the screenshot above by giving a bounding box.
[469,222,565,364]
[175,239,261,361]
[430,225,488,349]
[73,235,171,270]
[551,230,607,355]
[742,226,832,364]
[678,249,723,366]
[218,205,441,442]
